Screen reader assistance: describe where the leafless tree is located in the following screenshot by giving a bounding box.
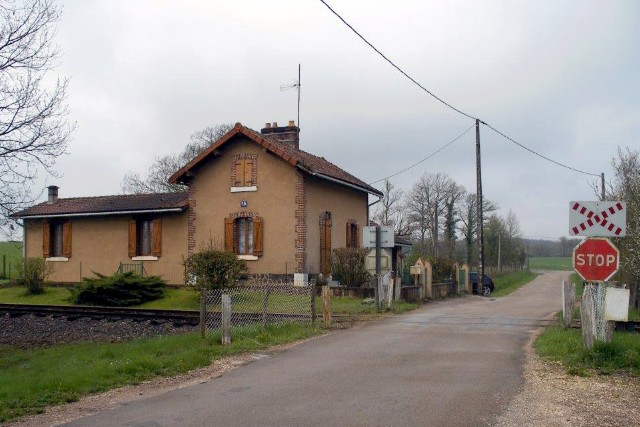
[372,179,412,236]
[456,193,497,266]
[609,147,640,287]
[0,0,73,233]
[406,174,432,247]
[121,124,232,194]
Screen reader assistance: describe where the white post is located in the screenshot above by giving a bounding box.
[221,294,231,345]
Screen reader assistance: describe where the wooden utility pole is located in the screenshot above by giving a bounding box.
[475,119,485,294]
[601,172,605,201]
[375,225,381,310]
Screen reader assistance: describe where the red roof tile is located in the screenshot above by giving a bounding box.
[11,192,188,218]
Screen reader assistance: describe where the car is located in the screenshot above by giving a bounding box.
[470,272,494,296]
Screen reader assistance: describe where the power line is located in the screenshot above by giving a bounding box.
[368,124,474,185]
[318,0,601,178]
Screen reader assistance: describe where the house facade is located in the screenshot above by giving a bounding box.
[12,122,382,285]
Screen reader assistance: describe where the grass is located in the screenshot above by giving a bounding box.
[535,325,640,376]
[0,323,324,422]
[134,288,200,310]
[0,241,23,280]
[0,286,72,305]
[528,256,573,271]
[490,270,539,297]
[323,297,419,315]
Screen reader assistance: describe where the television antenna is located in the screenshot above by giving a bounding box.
[280,64,301,128]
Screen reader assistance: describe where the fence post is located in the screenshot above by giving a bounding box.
[262,288,270,328]
[562,281,576,328]
[199,290,206,338]
[322,285,331,327]
[311,281,316,324]
[221,294,232,345]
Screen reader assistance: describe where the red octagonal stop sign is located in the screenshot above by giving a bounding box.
[573,237,620,282]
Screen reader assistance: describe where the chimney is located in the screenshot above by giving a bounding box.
[47,185,59,204]
[260,120,300,149]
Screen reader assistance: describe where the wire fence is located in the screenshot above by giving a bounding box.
[202,284,314,335]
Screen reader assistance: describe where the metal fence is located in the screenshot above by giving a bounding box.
[202,284,314,335]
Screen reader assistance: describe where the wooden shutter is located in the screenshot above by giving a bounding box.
[152,218,162,256]
[355,224,360,248]
[346,222,352,248]
[224,218,234,252]
[128,220,137,257]
[320,217,331,275]
[234,159,244,186]
[253,216,263,256]
[244,159,253,186]
[42,221,50,258]
[62,222,72,258]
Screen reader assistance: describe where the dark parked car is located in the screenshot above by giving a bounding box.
[470,272,494,296]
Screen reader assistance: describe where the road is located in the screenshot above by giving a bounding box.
[63,271,567,427]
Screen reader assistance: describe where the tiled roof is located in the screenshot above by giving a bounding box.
[11,192,188,218]
[169,123,383,196]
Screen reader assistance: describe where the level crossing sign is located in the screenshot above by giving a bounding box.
[569,201,626,237]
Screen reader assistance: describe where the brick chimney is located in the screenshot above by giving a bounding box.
[47,185,59,204]
[260,120,300,149]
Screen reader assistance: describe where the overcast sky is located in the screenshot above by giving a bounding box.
[40,0,639,239]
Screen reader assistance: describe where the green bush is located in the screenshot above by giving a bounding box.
[14,257,53,295]
[331,248,370,287]
[184,249,247,290]
[72,271,166,306]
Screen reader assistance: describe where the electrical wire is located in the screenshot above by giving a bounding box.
[368,124,474,185]
[319,0,601,178]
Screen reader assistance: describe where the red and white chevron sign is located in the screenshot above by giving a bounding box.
[569,201,627,237]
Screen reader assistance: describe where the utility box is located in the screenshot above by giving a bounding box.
[605,287,630,321]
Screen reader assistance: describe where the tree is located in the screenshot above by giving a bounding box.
[456,193,497,266]
[608,147,640,286]
[1,0,73,234]
[121,123,232,194]
[372,179,412,236]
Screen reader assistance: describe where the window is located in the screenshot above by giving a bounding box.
[43,220,72,259]
[129,218,162,258]
[233,158,255,187]
[225,216,263,257]
[346,220,359,248]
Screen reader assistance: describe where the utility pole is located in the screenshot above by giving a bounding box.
[475,119,485,295]
[600,172,605,201]
[375,225,381,310]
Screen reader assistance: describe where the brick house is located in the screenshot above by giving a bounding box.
[12,122,382,285]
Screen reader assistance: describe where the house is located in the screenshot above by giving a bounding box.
[12,122,383,285]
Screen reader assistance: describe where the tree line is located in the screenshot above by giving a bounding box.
[372,174,526,269]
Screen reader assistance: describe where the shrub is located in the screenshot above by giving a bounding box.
[331,248,370,287]
[14,257,54,295]
[72,271,166,306]
[184,249,247,290]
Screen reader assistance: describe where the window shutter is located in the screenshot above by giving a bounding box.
[244,159,253,186]
[253,216,263,256]
[128,220,137,257]
[152,218,162,256]
[346,222,352,248]
[62,222,72,258]
[234,160,244,186]
[42,221,50,258]
[355,224,360,248]
[224,218,234,252]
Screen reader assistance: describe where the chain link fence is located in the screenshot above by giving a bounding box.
[202,284,314,335]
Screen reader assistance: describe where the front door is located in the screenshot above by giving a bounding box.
[320,212,332,276]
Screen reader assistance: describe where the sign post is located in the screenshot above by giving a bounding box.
[570,200,626,348]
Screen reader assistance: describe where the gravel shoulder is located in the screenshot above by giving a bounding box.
[495,329,640,427]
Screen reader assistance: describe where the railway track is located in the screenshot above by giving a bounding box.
[0,303,200,326]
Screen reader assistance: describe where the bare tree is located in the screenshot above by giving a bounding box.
[372,179,411,236]
[406,174,432,248]
[456,193,497,266]
[609,147,640,287]
[121,124,232,194]
[1,0,73,233]
[442,182,465,258]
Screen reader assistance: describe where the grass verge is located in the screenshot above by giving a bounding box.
[491,270,539,297]
[0,286,72,305]
[0,241,22,279]
[0,322,323,423]
[535,325,640,376]
[528,256,573,271]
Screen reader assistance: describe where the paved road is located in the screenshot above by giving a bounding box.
[64,271,568,427]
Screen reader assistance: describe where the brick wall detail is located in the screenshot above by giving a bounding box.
[230,153,258,186]
[294,171,307,273]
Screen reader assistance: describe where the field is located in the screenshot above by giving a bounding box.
[0,241,23,280]
[528,256,573,271]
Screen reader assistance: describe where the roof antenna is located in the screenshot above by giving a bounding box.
[280,64,301,129]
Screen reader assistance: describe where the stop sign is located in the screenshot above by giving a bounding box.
[573,238,619,282]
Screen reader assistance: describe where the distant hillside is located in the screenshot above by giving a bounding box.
[523,238,581,257]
